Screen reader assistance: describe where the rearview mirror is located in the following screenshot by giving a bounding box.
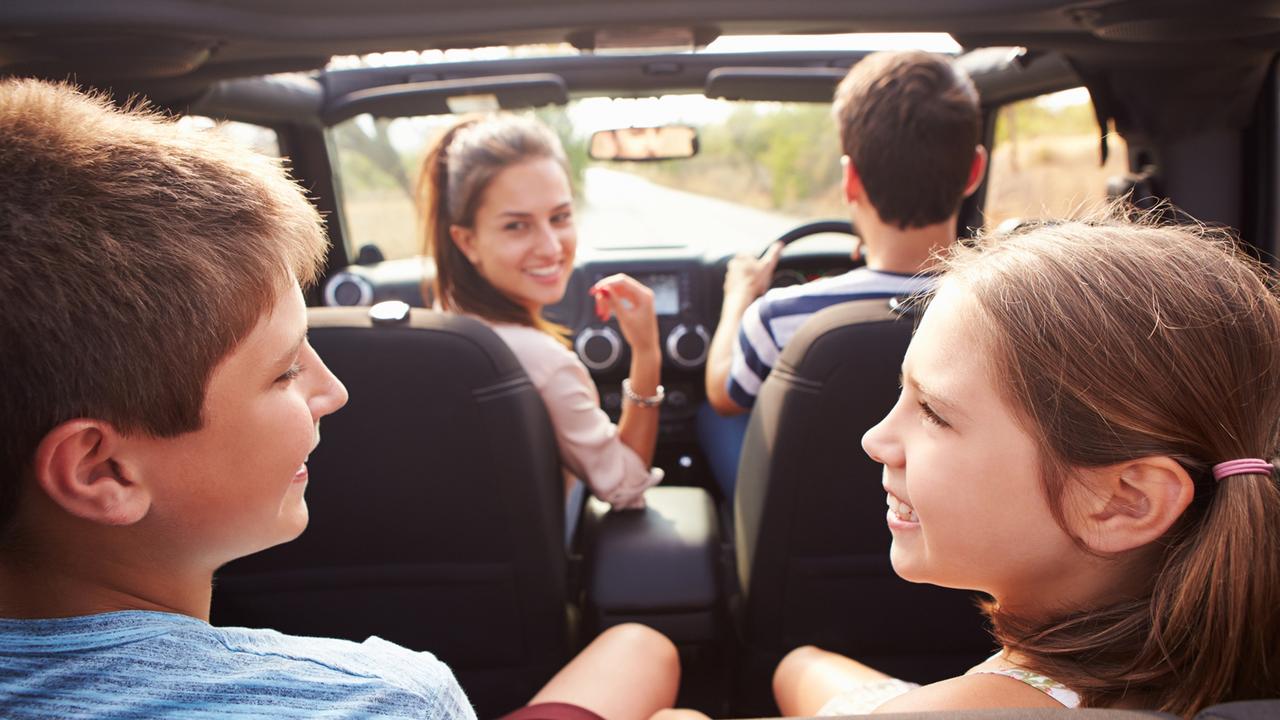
[588,125,698,161]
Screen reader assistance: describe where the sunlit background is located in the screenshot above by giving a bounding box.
[193,34,1126,260]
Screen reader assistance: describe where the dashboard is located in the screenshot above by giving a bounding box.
[320,243,857,439]
[564,259,713,433]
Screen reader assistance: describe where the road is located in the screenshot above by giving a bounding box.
[576,166,805,255]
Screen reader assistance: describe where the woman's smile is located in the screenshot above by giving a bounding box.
[524,260,567,284]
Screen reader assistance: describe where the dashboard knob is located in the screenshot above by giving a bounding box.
[323,271,374,307]
[576,327,622,371]
[666,324,710,368]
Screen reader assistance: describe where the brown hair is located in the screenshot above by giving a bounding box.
[833,50,980,230]
[0,79,328,536]
[941,213,1280,716]
[418,114,570,341]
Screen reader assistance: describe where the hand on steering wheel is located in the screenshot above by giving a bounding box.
[726,220,862,304]
[727,215,865,302]
[724,241,784,304]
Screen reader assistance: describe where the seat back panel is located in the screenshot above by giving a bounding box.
[211,308,569,718]
[734,299,992,714]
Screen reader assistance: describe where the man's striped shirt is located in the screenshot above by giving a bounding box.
[727,268,935,409]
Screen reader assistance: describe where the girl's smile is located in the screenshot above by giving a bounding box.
[862,281,1088,607]
[885,487,918,527]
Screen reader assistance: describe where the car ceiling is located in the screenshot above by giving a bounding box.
[4,0,1278,261]
[3,0,1279,105]
[3,0,1278,225]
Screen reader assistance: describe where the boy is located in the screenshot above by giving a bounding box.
[0,79,677,720]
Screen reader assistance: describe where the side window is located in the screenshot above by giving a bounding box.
[983,87,1128,230]
[327,114,443,263]
[176,116,282,158]
[326,108,581,263]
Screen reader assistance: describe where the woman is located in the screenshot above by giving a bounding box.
[419,114,663,512]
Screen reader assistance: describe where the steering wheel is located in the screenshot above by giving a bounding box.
[757,219,860,288]
[762,219,862,289]
[763,219,858,258]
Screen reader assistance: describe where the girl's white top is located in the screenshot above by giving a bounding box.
[817,652,1080,715]
[483,320,663,509]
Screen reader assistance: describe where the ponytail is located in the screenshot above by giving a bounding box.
[1143,472,1280,714]
[418,117,477,309]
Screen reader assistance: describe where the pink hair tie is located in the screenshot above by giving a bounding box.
[1211,458,1274,481]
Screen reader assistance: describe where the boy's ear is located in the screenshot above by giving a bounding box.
[449,224,480,266]
[32,419,151,526]
[840,155,864,205]
[1075,456,1195,554]
[963,145,989,198]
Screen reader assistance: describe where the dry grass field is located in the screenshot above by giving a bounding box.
[342,191,420,261]
[983,132,1129,230]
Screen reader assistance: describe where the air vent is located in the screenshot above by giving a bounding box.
[323,271,373,307]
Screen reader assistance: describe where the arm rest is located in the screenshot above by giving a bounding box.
[580,486,721,637]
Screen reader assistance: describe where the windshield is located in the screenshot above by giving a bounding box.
[328,96,842,261]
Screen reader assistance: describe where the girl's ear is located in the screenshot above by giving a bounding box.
[450,224,480,266]
[31,419,151,526]
[1074,456,1195,554]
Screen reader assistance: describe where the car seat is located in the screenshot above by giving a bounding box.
[731,297,994,715]
[210,304,570,719]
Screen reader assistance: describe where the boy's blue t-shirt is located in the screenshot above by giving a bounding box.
[0,610,477,719]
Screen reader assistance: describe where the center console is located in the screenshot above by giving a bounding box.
[575,266,711,376]
[570,262,713,449]
[580,486,723,644]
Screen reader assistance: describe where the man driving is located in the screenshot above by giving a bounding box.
[702,50,988,501]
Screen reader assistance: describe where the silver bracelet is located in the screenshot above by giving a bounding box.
[622,378,665,408]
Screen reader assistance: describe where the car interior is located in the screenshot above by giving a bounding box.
[3,1,1280,718]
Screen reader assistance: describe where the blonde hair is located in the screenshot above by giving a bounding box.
[0,79,328,535]
[941,212,1280,716]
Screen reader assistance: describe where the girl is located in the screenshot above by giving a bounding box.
[731,214,1280,718]
[418,115,664,511]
